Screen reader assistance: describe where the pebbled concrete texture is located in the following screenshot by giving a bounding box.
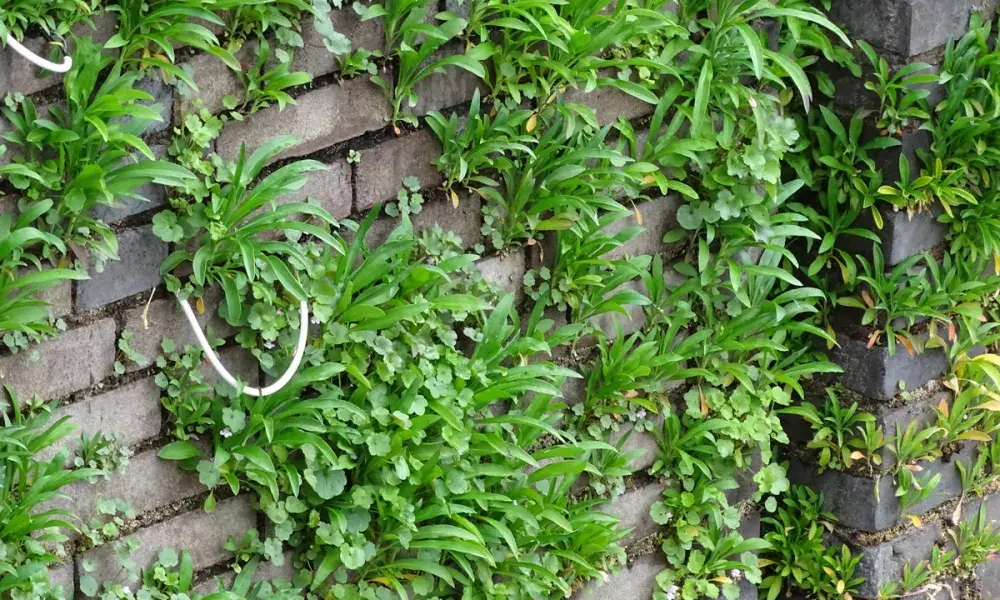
[77,496,257,587]
[477,249,527,303]
[354,129,443,211]
[828,333,949,402]
[829,0,1000,58]
[604,481,666,546]
[0,319,116,404]
[76,225,168,311]
[572,552,667,600]
[788,441,974,532]
[48,378,162,457]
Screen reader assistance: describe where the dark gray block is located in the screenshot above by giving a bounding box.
[76,225,167,310]
[829,333,949,401]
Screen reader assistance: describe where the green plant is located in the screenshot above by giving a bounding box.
[0,1,98,43]
[781,389,877,473]
[857,41,935,136]
[74,432,132,482]
[2,38,196,271]
[0,390,99,597]
[227,39,313,113]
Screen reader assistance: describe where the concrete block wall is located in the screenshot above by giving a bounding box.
[789,1,1000,598]
[0,6,689,599]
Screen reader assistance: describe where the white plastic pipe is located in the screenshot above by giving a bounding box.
[177,296,310,397]
[6,33,73,73]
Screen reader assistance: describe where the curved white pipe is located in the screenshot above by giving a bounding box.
[6,33,73,73]
[177,296,309,397]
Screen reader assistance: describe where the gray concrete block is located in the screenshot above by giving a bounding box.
[476,249,526,303]
[48,561,74,599]
[829,333,949,402]
[589,279,649,339]
[203,346,261,390]
[610,421,661,472]
[412,49,485,115]
[216,76,390,163]
[829,0,1000,58]
[604,481,666,545]
[91,146,169,224]
[49,378,162,456]
[839,204,947,268]
[280,157,352,219]
[848,517,943,598]
[355,130,443,211]
[604,195,682,260]
[367,194,483,249]
[47,448,204,541]
[177,48,245,115]
[122,290,235,373]
[293,9,385,77]
[0,14,116,97]
[29,269,73,319]
[120,77,173,135]
[76,496,256,586]
[571,552,666,600]
[76,225,167,310]
[788,441,974,532]
[563,84,655,127]
[0,319,116,403]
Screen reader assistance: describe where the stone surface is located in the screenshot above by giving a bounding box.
[77,496,257,586]
[48,562,74,598]
[217,76,390,162]
[829,333,949,401]
[563,84,655,127]
[192,551,296,596]
[604,481,666,545]
[848,517,944,598]
[839,205,948,268]
[48,378,162,456]
[280,157,353,219]
[788,441,974,532]
[203,346,261,391]
[829,0,1000,58]
[91,146,169,224]
[0,319,116,403]
[122,290,235,373]
[76,226,168,310]
[590,279,649,339]
[293,9,385,76]
[477,249,527,303]
[0,14,116,97]
[367,194,483,249]
[604,196,682,260]
[412,47,485,115]
[47,448,204,541]
[572,552,666,600]
[177,48,245,115]
[610,422,661,472]
[355,130,443,211]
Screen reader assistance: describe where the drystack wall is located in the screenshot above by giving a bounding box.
[0,6,712,599]
[2,2,998,600]
[787,2,1000,599]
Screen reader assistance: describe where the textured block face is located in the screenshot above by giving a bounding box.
[828,334,949,401]
[76,225,168,310]
[49,378,163,454]
[830,0,1000,58]
[216,76,391,163]
[0,319,116,403]
[355,130,443,211]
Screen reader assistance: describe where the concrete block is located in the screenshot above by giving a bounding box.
[91,146,169,224]
[122,290,235,373]
[178,49,245,115]
[412,48,485,115]
[216,76,390,163]
[280,157,352,219]
[47,448,204,541]
[0,14,116,97]
[367,194,483,249]
[829,0,1000,58]
[848,518,943,598]
[293,9,385,76]
[0,319,116,403]
[203,346,261,390]
[572,552,666,600]
[477,249,526,302]
[49,378,162,456]
[838,203,946,268]
[120,77,173,135]
[76,225,167,310]
[77,496,256,586]
[610,421,661,472]
[604,196,682,260]
[829,333,949,402]
[589,279,649,339]
[788,442,974,532]
[604,481,665,545]
[355,130,443,211]
[48,561,74,598]
[563,84,655,127]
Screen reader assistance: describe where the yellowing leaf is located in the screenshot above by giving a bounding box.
[850,450,864,460]
[905,514,923,528]
[823,567,836,577]
[976,400,1000,412]
[711,576,733,584]
[450,189,460,208]
[861,290,874,308]
[896,333,915,357]
[937,397,949,418]
[196,297,206,315]
[526,113,538,132]
[635,206,644,226]
[369,577,392,587]
[957,430,993,442]
[837,581,846,594]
